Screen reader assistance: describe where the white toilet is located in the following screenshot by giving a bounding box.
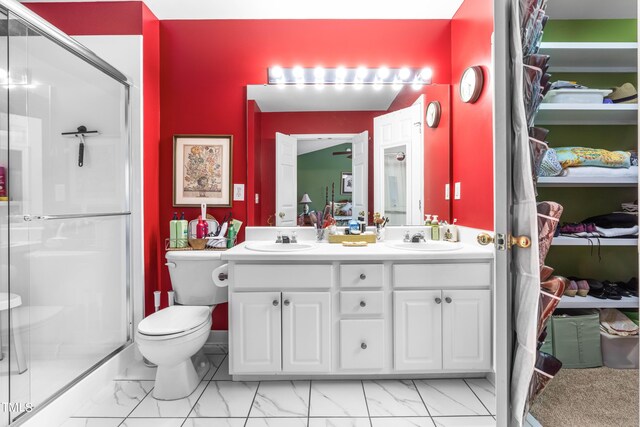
[136,251,227,400]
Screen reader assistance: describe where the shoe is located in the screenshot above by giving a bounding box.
[526,351,563,412]
[563,280,578,297]
[586,279,606,299]
[576,280,590,297]
[620,277,639,297]
[604,281,632,297]
[602,282,623,300]
[540,265,554,281]
[539,276,567,339]
[537,202,564,268]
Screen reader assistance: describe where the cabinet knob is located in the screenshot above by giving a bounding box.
[272,300,279,306]
[445,297,452,304]
[361,342,367,350]
[360,301,366,307]
[284,299,290,306]
[359,273,366,280]
[435,297,442,304]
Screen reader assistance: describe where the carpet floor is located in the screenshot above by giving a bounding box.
[530,367,638,427]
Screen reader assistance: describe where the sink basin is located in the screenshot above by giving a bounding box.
[386,241,463,252]
[244,242,316,252]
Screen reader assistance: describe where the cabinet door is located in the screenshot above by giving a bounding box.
[282,292,331,372]
[231,292,281,374]
[442,289,491,371]
[393,290,442,371]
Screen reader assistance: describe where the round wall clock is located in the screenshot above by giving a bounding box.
[426,101,441,128]
[459,66,484,103]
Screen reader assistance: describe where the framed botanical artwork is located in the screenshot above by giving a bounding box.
[341,172,353,194]
[173,135,233,207]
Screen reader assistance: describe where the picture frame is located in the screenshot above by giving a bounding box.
[173,135,233,207]
[341,171,353,194]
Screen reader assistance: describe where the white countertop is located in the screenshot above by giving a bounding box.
[221,240,494,262]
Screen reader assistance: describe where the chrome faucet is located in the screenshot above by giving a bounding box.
[403,230,411,242]
[411,232,426,243]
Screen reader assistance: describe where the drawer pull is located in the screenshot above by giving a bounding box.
[445,297,452,304]
[283,299,291,306]
[360,301,367,307]
[359,273,367,280]
[272,300,279,306]
[361,342,367,350]
[435,297,442,304]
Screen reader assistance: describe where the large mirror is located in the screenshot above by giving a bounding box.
[247,84,451,226]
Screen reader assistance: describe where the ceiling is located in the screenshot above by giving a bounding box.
[247,85,402,112]
[21,0,466,20]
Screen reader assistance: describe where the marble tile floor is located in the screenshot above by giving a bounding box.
[60,347,496,427]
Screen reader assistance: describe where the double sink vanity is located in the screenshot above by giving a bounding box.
[219,227,494,380]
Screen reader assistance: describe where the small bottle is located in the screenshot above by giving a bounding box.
[424,214,431,226]
[431,215,440,241]
[169,212,178,248]
[227,220,236,248]
[177,212,189,248]
[196,215,208,239]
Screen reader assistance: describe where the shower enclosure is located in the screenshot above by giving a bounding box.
[0,1,132,425]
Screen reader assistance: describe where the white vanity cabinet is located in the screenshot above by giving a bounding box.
[227,255,493,378]
[231,290,331,374]
[393,289,491,372]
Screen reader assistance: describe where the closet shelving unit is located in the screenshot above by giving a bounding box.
[536,1,638,310]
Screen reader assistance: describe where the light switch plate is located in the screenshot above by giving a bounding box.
[454,182,461,200]
[445,183,450,200]
[233,184,245,201]
[255,193,260,204]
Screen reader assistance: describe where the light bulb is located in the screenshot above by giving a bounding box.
[399,67,411,80]
[336,66,347,80]
[335,82,345,91]
[314,66,325,80]
[373,78,383,91]
[315,82,325,91]
[276,77,285,89]
[420,67,433,81]
[356,66,368,79]
[293,66,304,78]
[271,66,284,79]
[411,78,423,91]
[296,78,305,89]
[377,66,390,79]
[392,78,402,91]
[354,78,364,90]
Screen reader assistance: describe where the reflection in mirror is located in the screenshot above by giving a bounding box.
[247,84,451,226]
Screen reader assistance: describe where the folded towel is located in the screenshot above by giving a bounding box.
[595,225,639,237]
[600,308,639,336]
[565,165,638,178]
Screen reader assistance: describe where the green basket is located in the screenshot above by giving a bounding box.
[621,310,639,326]
[544,309,603,369]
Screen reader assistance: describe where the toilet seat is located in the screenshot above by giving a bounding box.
[138,306,211,340]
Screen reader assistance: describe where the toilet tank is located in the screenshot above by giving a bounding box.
[165,251,228,305]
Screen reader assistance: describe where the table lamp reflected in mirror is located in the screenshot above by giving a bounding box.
[299,193,312,214]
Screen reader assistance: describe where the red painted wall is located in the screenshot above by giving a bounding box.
[26,1,143,35]
[141,4,161,315]
[450,0,494,230]
[160,20,452,328]
[256,111,381,225]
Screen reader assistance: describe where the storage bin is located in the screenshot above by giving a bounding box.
[601,331,639,369]
[544,310,603,369]
[543,89,612,104]
[621,310,639,326]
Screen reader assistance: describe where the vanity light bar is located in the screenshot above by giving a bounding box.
[268,67,433,86]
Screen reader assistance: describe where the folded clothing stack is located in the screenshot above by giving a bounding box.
[539,146,638,178]
[622,200,638,214]
[600,308,639,337]
[558,212,638,238]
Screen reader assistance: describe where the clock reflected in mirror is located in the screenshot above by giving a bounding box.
[426,101,441,128]
[459,66,484,103]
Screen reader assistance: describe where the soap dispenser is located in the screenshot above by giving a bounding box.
[424,214,431,226]
[169,212,178,248]
[177,212,189,248]
[431,215,440,241]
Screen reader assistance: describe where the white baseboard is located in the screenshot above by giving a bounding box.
[17,344,136,427]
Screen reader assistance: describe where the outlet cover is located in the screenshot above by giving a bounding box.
[233,184,245,201]
[445,183,450,200]
[454,182,461,200]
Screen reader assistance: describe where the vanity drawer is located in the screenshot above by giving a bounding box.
[393,262,491,289]
[340,291,384,316]
[234,264,332,289]
[339,319,384,370]
[340,264,384,288]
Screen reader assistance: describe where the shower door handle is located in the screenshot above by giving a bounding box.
[23,212,131,221]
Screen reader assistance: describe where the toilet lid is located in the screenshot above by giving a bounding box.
[138,306,211,336]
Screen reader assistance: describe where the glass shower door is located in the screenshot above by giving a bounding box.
[5,11,131,424]
[0,9,9,427]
